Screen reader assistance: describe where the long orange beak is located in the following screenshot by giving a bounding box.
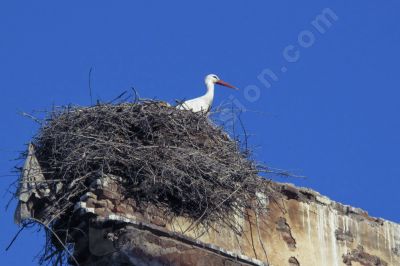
[216,80,238,90]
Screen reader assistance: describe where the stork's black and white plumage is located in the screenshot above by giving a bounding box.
[177,74,238,113]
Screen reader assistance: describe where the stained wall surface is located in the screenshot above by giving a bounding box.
[73,177,400,266]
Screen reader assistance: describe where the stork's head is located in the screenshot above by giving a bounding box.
[205,74,238,90]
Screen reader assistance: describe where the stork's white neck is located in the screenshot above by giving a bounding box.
[202,80,215,109]
[204,80,215,100]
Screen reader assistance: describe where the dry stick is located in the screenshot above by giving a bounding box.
[107,91,128,105]
[20,112,42,124]
[270,196,287,215]
[19,179,66,183]
[131,87,141,103]
[255,211,270,264]
[29,217,80,266]
[234,231,245,254]
[237,112,249,153]
[247,212,258,259]
[5,226,25,251]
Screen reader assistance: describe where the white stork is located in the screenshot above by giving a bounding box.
[176,74,238,113]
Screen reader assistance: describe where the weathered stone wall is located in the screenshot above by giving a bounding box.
[76,222,259,266]
[73,175,400,266]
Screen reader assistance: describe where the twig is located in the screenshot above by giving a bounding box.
[5,226,25,251]
[107,91,128,105]
[29,217,80,266]
[19,112,41,124]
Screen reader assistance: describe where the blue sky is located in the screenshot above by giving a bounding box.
[1,1,400,265]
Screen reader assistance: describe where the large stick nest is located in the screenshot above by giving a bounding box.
[31,100,270,228]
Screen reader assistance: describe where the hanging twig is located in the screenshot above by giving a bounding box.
[29,218,80,266]
[5,226,25,251]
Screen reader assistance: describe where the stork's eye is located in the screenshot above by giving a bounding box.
[213,75,219,80]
